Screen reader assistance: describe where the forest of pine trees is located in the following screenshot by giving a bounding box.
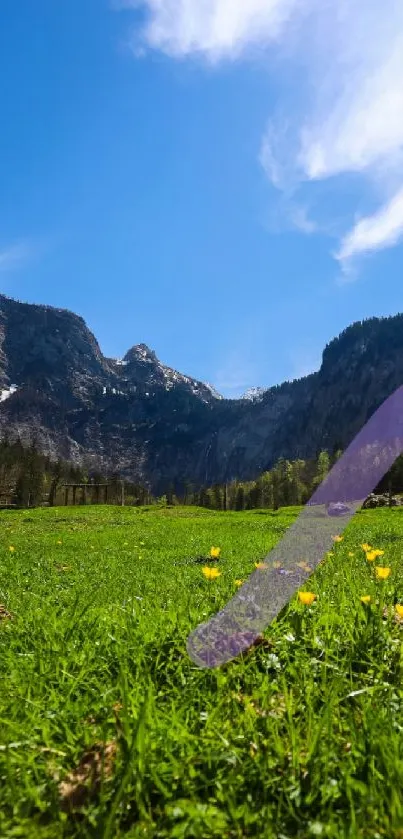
[0,435,151,509]
[2,434,403,511]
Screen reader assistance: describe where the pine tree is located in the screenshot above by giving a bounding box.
[49,459,64,506]
[212,484,223,510]
[235,485,245,511]
[312,451,330,490]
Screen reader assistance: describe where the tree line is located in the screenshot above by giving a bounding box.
[0,435,151,508]
[2,434,403,511]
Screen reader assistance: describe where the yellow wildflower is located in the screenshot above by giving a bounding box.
[395,605,403,619]
[57,540,62,545]
[375,566,391,580]
[255,562,268,569]
[202,567,221,580]
[210,546,221,559]
[235,579,244,587]
[371,549,384,558]
[360,595,371,604]
[8,546,15,552]
[361,543,372,552]
[365,550,377,562]
[298,591,317,605]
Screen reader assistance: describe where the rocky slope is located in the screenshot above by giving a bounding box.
[1,293,403,494]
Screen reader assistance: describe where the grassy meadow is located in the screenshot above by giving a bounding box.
[0,503,403,838]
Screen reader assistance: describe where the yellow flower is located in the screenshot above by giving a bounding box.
[361,543,372,551]
[395,605,403,619]
[210,546,221,559]
[375,566,391,580]
[332,535,343,542]
[298,591,317,605]
[9,546,15,552]
[57,540,62,545]
[365,550,377,562]
[254,562,268,569]
[360,595,371,604]
[202,566,221,580]
[235,579,244,587]
[372,549,384,558]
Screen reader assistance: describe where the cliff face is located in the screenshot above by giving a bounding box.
[1,292,403,494]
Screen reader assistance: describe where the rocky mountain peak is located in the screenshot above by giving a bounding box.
[2,294,403,495]
[241,386,267,403]
[123,344,159,364]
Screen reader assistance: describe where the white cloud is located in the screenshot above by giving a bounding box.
[298,30,403,181]
[122,0,306,62]
[336,187,403,269]
[119,0,403,272]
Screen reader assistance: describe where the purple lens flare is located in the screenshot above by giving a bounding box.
[187,384,403,668]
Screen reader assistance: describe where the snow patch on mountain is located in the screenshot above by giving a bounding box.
[0,384,18,403]
[203,382,224,400]
[118,343,223,402]
[241,387,267,402]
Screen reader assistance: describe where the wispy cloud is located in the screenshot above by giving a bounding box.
[0,236,53,276]
[118,0,403,275]
[0,241,33,273]
[264,197,322,237]
[335,186,403,273]
[287,204,318,235]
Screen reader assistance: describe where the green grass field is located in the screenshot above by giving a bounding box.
[1,504,403,838]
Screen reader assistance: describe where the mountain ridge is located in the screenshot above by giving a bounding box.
[1,292,403,494]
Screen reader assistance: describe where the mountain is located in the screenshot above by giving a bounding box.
[241,386,268,403]
[1,292,403,495]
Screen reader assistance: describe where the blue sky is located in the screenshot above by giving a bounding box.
[1,0,403,398]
